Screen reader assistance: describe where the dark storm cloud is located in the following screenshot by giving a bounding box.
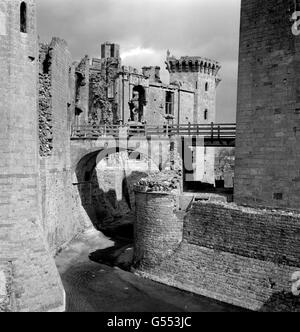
[37,0,241,122]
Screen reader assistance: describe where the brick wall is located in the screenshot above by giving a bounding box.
[184,202,300,267]
[134,192,300,311]
[235,0,300,210]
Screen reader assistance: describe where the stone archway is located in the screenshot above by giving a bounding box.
[74,147,159,230]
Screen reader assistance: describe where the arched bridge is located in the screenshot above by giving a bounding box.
[71,123,236,147]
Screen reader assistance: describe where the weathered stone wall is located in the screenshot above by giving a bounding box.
[134,192,300,311]
[146,84,172,125]
[39,38,90,253]
[89,55,121,125]
[39,43,53,156]
[0,0,65,312]
[178,89,195,124]
[235,0,300,210]
[75,55,90,125]
[195,74,218,124]
[0,262,14,312]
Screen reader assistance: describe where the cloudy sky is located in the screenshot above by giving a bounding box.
[37,0,241,122]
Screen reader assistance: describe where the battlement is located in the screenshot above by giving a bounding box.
[166,55,221,76]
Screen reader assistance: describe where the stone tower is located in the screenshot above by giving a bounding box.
[101,41,120,59]
[235,0,300,210]
[166,55,221,124]
[0,0,64,311]
[166,55,221,185]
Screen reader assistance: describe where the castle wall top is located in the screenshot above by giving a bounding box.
[166,55,221,76]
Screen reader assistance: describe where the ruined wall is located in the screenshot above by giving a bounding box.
[0,0,64,312]
[134,192,300,312]
[89,63,119,125]
[39,43,53,156]
[75,55,90,125]
[235,0,300,209]
[146,84,171,125]
[39,38,90,253]
[89,68,103,122]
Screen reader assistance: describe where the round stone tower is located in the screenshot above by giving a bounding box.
[0,0,65,312]
[166,54,221,124]
[134,191,184,271]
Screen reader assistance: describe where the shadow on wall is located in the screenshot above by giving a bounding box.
[74,150,149,231]
[259,292,300,312]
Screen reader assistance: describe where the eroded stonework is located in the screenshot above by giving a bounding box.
[39,43,53,157]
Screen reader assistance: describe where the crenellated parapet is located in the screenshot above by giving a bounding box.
[166,55,221,76]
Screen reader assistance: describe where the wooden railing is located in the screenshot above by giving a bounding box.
[71,123,236,140]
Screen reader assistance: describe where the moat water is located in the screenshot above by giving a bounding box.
[55,224,246,312]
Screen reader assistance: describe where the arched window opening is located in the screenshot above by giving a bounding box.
[20,2,27,33]
[204,109,208,120]
[205,82,209,92]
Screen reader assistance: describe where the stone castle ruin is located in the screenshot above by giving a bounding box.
[0,0,299,312]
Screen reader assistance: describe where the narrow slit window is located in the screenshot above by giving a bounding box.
[20,2,27,33]
[204,109,208,120]
[205,82,209,92]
